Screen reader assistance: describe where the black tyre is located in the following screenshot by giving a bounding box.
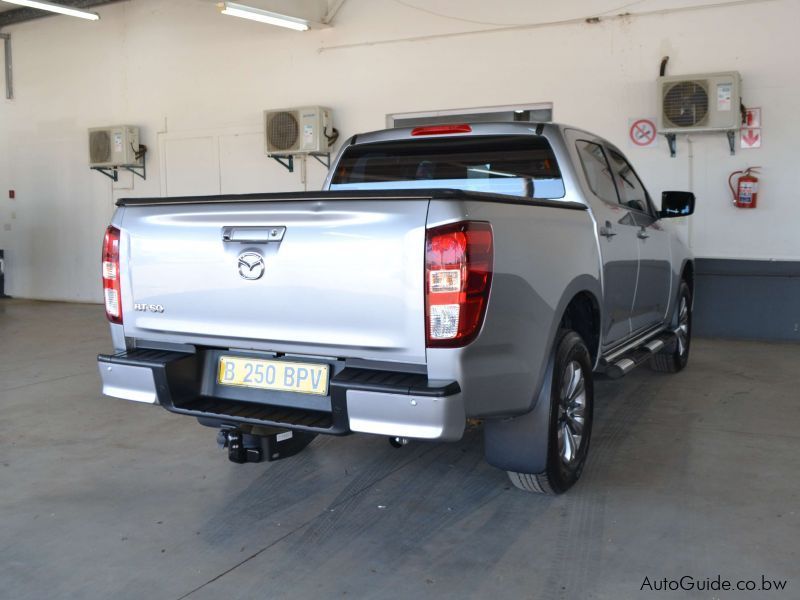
[507,330,594,494]
[650,280,692,373]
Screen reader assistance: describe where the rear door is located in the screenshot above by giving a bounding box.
[605,148,672,333]
[573,139,640,346]
[119,198,429,364]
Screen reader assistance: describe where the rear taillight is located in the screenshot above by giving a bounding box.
[102,226,122,324]
[425,221,493,347]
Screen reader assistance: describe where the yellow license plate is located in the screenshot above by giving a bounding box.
[217,356,330,396]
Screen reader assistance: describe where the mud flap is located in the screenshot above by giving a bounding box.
[483,351,554,475]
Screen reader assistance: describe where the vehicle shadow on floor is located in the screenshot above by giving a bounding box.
[187,369,681,599]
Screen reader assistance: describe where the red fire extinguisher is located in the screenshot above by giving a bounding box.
[728,167,760,208]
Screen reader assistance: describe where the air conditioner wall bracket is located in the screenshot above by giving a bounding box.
[662,131,736,158]
[270,155,294,173]
[309,152,330,169]
[665,133,677,158]
[91,166,119,182]
[726,130,736,156]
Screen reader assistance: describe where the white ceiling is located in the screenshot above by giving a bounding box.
[0,0,763,23]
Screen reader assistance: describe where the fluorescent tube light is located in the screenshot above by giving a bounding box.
[0,0,100,20]
[219,2,310,31]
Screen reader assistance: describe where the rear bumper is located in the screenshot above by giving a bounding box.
[97,349,465,441]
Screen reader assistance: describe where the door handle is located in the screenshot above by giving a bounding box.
[599,221,617,238]
[637,228,650,240]
[222,226,286,243]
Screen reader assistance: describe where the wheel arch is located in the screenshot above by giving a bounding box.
[681,259,695,296]
[551,274,603,368]
[559,290,602,366]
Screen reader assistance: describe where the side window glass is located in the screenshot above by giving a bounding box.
[606,149,652,215]
[575,141,620,205]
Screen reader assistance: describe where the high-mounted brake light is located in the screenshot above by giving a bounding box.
[411,124,472,136]
[425,221,493,347]
[102,226,122,324]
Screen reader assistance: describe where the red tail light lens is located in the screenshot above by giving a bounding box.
[411,124,472,136]
[425,221,493,347]
[102,226,122,324]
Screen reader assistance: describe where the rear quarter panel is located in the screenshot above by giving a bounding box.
[426,199,601,418]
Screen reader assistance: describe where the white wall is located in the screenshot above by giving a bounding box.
[1,0,799,302]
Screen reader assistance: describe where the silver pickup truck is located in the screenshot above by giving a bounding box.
[98,122,694,494]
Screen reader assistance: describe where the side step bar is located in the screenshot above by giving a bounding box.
[602,331,677,379]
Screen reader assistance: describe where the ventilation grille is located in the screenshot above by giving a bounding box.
[662,80,709,128]
[267,112,300,151]
[89,130,112,163]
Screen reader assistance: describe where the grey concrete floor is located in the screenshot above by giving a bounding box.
[0,299,798,600]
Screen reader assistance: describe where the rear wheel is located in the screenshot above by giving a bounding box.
[507,330,594,494]
[650,280,692,373]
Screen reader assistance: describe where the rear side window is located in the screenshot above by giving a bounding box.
[606,149,653,215]
[575,140,619,205]
[330,135,565,199]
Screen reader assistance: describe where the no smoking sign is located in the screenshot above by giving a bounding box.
[628,118,658,148]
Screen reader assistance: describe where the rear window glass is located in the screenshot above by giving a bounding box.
[330,135,565,199]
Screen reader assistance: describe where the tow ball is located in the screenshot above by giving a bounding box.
[217,428,317,464]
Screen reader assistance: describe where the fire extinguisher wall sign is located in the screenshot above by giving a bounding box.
[728,167,760,208]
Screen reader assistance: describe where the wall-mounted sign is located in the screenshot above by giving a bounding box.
[744,107,761,127]
[628,118,658,148]
[741,107,762,149]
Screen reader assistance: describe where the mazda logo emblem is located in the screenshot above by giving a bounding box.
[238,252,265,280]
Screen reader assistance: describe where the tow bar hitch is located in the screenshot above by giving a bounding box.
[217,429,261,464]
[217,428,317,464]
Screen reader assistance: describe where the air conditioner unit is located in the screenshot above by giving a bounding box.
[264,106,333,155]
[657,71,742,133]
[88,126,141,168]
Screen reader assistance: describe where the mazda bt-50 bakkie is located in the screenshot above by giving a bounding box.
[98,123,694,494]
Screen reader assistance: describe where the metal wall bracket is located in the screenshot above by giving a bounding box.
[91,167,119,182]
[664,131,737,158]
[665,133,677,158]
[91,145,147,181]
[122,162,146,181]
[270,155,294,173]
[310,153,331,169]
[270,153,332,173]
[727,130,736,156]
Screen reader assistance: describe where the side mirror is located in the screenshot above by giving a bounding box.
[659,191,695,218]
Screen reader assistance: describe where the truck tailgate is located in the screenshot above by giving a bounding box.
[119,198,429,364]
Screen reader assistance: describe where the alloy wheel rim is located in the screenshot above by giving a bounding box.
[677,296,690,356]
[557,360,587,465]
